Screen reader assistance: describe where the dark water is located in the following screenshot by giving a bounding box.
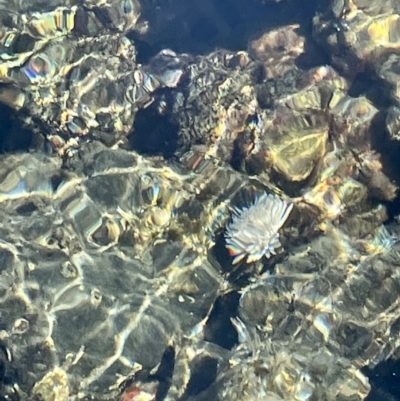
[130,0,329,63]
[365,359,400,401]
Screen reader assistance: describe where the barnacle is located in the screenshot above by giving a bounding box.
[225,192,293,264]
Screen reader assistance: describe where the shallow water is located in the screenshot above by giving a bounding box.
[1,0,400,400]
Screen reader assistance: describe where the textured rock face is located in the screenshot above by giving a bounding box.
[0,145,396,401]
[0,150,351,399]
[0,143,274,400]
[203,223,400,401]
[313,0,400,95]
[1,1,400,401]
[0,0,151,155]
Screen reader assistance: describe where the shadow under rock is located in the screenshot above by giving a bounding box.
[128,91,179,158]
[0,102,34,153]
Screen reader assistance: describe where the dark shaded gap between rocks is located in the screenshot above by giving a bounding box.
[0,102,34,153]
